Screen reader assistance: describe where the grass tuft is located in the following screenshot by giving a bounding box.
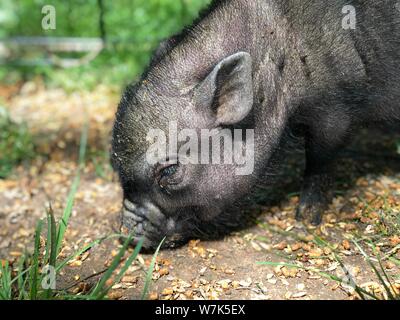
[0,124,162,300]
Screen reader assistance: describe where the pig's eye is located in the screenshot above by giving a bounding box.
[156,163,182,191]
[160,164,178,178]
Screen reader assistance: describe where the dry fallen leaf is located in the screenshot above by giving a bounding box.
[68,260,82,267]
[297,283,306,291]
[291,243,302,251]
[80,251,90,261]
[224,268,235,275]
[9,251,22,257]
[217,279,232,289]
[239,278,252,287]
[149,292,158,300]
[274,241,287,250]
[342,240,351,250]
[121,275,137,283]
[390,236,400,246]
[308,248,323,258]
[284,291,292,299]
[258,242,272,251]
[162,288,174,296]
[102,274,115,286]
[159,268,169,277]
[107,290,123,300]
[292,291,307,298]
[199,266,207,275]
[251,241,262,251]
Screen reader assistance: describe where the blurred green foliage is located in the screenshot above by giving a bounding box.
[0,105,35,178]
[0,0,210,89]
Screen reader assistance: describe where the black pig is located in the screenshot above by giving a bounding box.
[111,0,400,249]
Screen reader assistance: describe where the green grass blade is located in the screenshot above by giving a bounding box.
[78,122,88,167]
[95,238,144,299]
[141,238,165,300]
[55,174,80,256]
[44,212,52,264]
[29,219,43,300]
[308,235,384,299]
[10,265,31,287]
[331,252,367,300]
[370,241,398,299]
[16,255,26,300]
[55,123,88,255]
[0,261,12,300]
[368,241,398,299]
[48,207,57,267]
[352,240,395,300]
[375,256,398,299]
[44,208,58,299]
[90,233,135,298]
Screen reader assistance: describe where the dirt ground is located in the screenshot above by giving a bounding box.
[1,81,399,300]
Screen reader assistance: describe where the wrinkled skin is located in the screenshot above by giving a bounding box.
[111,0,400,250]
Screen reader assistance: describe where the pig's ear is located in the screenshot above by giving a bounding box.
[195,52,253,125]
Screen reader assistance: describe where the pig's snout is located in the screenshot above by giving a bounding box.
[121,199,172,249]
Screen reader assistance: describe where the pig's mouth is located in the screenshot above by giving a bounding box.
[120,199,185,250]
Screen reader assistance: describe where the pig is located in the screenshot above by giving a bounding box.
[111,0,400,249]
